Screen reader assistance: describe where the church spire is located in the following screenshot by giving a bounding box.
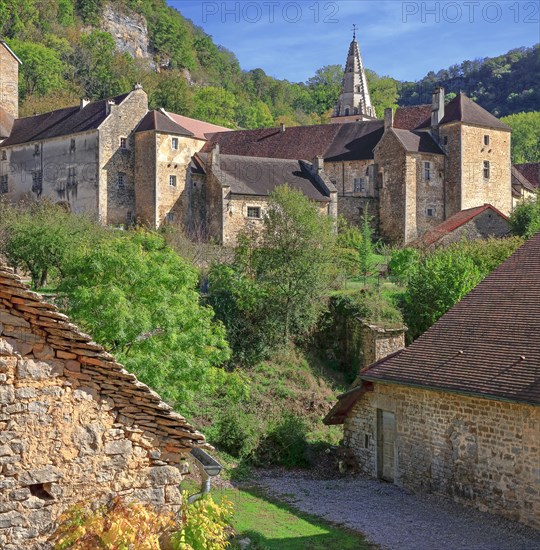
[331,28,376,122]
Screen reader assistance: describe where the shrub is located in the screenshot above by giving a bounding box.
[388,247,420,283]
[51,497,174,549]
[209,407,261,460]
[172,492,234,550]
[509,198,540,238]
[253,412,309,468]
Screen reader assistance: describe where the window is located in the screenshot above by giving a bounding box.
[120,137,127,149]
[354,178,365,193]
[483,161,490,179]
[424,162,431,181]
[67,167,76,188]
[117,172,126,188]
[34,144,40,156]
[484,135,490,146]
[0,175,7,194]
[126,211,133,225]
[70,139,76,153]
[169,175,177,187]
[32,170,42,195]
[442,135,448,146]
[172,138,179,150]
[247,206,261,219]
[426,207,435,217]
[166,212,175,223]
[1,150,6,160]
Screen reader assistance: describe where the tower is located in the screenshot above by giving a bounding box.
[0,40,21,120]
[332,26,377,123]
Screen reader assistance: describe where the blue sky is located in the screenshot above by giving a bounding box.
[171,1,540,82]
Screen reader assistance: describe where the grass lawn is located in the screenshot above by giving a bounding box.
[217,486,373,550]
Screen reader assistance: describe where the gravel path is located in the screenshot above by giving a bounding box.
[251,470,540,550]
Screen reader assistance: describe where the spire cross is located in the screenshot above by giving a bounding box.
[351,24,357,40]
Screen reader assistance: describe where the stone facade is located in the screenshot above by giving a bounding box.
[98,87,148,225]
[0,42,19,119]
[0,266,206,548]
[343,383,540,529]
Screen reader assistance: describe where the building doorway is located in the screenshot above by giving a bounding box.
[377,409,396,482]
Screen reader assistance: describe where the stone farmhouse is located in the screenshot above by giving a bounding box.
[325,233,540,529]
[0,263,209,548]
[0,36,536,244]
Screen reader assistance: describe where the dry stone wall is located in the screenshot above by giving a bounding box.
[0,266,206,548]
[343,382,540,529]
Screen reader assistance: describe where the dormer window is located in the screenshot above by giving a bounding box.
[484,135,490,146]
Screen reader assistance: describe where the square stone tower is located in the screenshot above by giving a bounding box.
[0,41,21,119]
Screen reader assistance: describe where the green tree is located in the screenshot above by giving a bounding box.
[236,99,274,129]
[59,230,232,408]
[8,40,66,98]
[192,86,237,127]
[304,65,343,115]
[0,200,101,288]
[501,112,540,163]
[366,70,398,117]
[358,211,375,281]
[403,248,483,340]
[149,72,194,114]
[254,185,336,342]
[509,197,540,238]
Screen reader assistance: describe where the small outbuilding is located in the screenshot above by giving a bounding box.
[412,203,510,249]
[325,233,540,529]
[0,265,208,548]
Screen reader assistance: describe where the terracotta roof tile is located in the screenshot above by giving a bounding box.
[393,104,431,130]
[202,121,384,162]
[135,110,194,136]
[163,111,232,141]
[2,93,130,146]
[360,232,540,405]
[514,163,540,188]
[416,204,509,247]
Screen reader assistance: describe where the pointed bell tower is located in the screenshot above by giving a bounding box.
[331,26,377,123]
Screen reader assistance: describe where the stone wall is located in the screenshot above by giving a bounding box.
[440,122,462,218]
[325,160,374,196]
[0,43,19,119]
[99,88,148,225]
[460,125,512,216]
[375,131,408,244]
[413,152,445,238]
[433,208,510,248]
[0,132,100,215]
[134,130,157,226]
[343,382,540,529]
[0,266,205,548]
[155,134,204,227]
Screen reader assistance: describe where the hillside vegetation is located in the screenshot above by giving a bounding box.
[1,0,538,150]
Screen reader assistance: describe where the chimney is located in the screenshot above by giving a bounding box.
[431,86,445,127]
[384,108,393,130]
[106,99,115,116]
[312,156,324,173]
[133,82,143,90]
[209,143,220,169]
[80,98,90,110]
[280,123,285,133]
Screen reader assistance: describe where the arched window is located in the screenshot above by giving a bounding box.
[345,107,350,116]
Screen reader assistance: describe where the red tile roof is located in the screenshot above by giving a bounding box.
[201,121,384,162]
[393,104,431,130]
[163,110,232,141]
[514,163,540,188]
[416,204,509,247]
[360,232,540,405]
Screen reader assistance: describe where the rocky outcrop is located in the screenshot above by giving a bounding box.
[101,4,152,61]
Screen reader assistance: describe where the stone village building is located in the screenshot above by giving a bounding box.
[0,263,210,548]
[0,36,536,244]
[324,232,540,529]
